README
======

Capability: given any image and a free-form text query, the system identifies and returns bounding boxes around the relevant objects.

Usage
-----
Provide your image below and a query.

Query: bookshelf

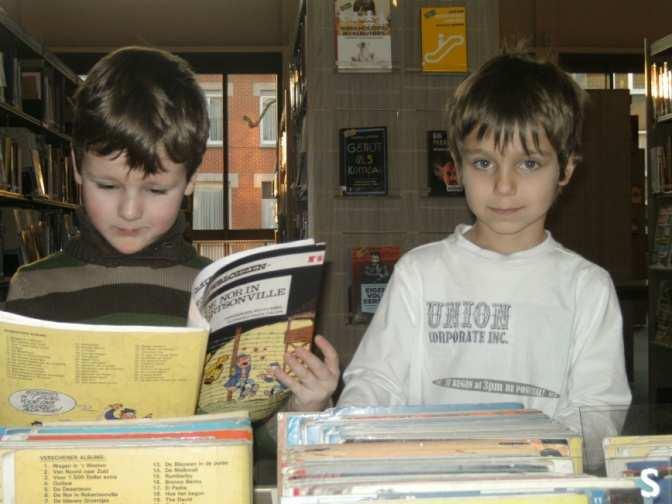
[0,10,81,292]
[646,33,672,403]
[285,0,308,240]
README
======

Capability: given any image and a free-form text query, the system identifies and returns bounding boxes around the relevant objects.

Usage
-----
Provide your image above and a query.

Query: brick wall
[196,74,276,229]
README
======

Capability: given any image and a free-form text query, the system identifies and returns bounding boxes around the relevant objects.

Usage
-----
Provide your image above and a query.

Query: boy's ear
[558,156,577,187]
[183,172,197,196]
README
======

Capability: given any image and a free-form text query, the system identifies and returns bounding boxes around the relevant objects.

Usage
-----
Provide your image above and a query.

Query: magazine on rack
[0,239,326,426]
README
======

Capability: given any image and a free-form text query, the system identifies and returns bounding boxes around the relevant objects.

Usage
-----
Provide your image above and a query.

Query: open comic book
[0,239,326,426]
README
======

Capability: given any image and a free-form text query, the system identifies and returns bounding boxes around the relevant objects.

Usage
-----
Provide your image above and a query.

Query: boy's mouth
[114,227,142,236]
[489,207,522,215]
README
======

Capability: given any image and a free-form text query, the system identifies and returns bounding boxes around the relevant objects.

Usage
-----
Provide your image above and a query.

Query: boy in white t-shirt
[338,52,632,435]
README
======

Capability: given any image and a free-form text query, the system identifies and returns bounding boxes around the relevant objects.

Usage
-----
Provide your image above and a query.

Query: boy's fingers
[273,367,307,395]
[292,347,336,386]
[314,335,340,375]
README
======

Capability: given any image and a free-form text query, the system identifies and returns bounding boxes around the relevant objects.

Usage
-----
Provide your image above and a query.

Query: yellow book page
[198,319,312,421]
[568,436,584,474]
[0,448,11,504]
[9,444,251,504]
[604,434,672,447]
[0,318,208,425]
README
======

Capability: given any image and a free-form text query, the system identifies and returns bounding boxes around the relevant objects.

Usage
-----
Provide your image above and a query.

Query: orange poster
[421,7,468,73]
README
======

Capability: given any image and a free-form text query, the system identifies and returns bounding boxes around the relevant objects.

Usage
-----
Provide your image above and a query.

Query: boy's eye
[148,188,168,195]
[521,159,540,170]
[472,159,491,170]
[95,183,117,190]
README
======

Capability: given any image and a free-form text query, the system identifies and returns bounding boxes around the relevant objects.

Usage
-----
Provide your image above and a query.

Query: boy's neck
[463,224,546,255]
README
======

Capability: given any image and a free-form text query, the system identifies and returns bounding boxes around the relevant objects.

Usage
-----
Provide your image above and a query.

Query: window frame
[205,90,224,146]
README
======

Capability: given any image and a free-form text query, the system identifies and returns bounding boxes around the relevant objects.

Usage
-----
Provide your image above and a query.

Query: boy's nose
[494,168,516,195]
[119,193,142,221]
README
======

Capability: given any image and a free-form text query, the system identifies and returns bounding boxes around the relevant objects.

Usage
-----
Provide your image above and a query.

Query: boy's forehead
[82,149,187,179]
[462,124,555,155]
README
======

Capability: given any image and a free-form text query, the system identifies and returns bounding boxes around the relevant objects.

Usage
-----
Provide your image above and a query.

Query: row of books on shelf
[0,126,79,203]
[655,279,672,348]
[649,138,671,194]
[652,201,672,268]
[2,401,671,503]
[12,208,77,265]
[0,208,77,280]
[278,404,672,504]
[0,411,254,502]
[652,61,672,121]
[0,51,73,131]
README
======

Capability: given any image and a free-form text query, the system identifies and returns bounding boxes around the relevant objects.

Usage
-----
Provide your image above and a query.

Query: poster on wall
[335,0,392,72]
[350,245,401,323]
[427,130,462,195]
[421,6,468,73]
[339,126,388,195]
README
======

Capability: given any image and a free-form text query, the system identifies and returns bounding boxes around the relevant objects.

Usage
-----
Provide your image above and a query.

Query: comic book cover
[349,245,400,323]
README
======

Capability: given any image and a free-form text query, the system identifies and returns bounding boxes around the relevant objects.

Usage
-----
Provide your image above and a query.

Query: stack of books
[603,434,672,501]
[277,403,644,503]
[0,411,253,503]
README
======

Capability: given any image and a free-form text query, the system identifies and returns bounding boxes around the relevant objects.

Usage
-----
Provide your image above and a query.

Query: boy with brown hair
[6,46,338,413]
[338,52,631,435]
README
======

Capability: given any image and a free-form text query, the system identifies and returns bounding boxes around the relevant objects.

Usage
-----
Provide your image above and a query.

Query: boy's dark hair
[447,52,588,177]
[72,46,209,179]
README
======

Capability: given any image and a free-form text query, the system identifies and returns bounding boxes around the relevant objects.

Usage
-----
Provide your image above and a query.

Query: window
[206,91,223,145]
[259,91,277,147]
[261,180,274,199]
[261,180,275,229]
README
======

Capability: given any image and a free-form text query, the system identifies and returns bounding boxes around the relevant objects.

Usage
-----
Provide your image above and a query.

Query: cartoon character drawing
[257,362,289,398]
[203,353,230,385]
[104,403,151,420]
[224,354,258,400]
[352,41,376,63]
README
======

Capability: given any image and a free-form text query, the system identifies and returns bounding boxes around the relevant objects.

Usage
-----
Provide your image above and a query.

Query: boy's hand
[273,335,340,411]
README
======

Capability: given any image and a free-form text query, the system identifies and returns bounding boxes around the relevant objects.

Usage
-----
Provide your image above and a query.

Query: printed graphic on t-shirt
[426,300,560,399]
[432,377,560,398]
[426,300,511,345]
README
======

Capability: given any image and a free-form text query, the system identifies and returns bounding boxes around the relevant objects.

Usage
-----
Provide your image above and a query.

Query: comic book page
[0,311,208,426]
[189,239,326,421]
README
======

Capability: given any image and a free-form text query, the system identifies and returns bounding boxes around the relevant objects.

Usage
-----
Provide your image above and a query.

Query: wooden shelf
[651,33,672,57]
[0,191,78,210]
[0,101,73,143]
[656,113,672,125]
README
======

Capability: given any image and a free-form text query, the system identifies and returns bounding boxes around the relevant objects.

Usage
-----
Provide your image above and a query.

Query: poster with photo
[335,0,392,72]
[340,126,388,195]
[427,130,462,195]
[350,245,401,323]
[421,6,468,73]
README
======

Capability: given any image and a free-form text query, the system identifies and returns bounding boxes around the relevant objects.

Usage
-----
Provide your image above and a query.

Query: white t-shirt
[338,224,632,434]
